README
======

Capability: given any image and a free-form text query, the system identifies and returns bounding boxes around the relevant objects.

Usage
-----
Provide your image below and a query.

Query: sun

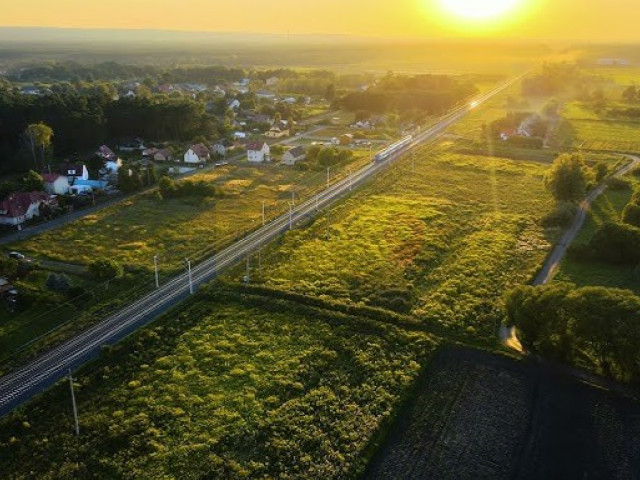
[438,0,522,21]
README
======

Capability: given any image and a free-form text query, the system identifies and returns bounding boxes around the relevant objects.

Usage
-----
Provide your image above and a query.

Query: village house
[282,146,306,166]
[340,133,354,146]
[246,142,271,163]
[265,127,289,139]
[154,148,173,162]
[96,145,117,161]
[0,192,57,227]
[59,164,89,182]
[256,90,276,100]
[211,143,227,157]
[227,99,241,110]
[184,144,210,164]
[42,173,70,195]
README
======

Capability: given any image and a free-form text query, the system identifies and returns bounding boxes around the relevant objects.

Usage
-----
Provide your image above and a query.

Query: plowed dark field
[365,348,640,480]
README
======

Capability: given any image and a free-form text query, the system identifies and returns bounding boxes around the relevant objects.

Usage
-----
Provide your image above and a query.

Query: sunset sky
[0,0,636,42]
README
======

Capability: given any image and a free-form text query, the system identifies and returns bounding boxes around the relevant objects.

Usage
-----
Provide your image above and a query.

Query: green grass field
[251,147,556,336]
[555,179,640,294]
[0,288,441,479]
[0,153,372,366]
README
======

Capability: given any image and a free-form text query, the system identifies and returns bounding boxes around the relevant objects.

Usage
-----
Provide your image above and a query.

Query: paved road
[0,75,523,418]
[500,155,640,348]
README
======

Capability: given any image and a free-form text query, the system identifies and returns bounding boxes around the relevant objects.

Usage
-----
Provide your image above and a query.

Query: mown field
[365,347,640,480]
[251,147,556,336]
[0,287,442,479]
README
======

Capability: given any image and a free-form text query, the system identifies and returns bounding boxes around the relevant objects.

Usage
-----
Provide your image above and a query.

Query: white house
[228,99,241,110]
[42,174,70,195]
[184,143,210,164]
[246,142,271,163]
[0,192,56,227]
[60,164,89,182]
[282,146,306,166]
[99,158,122,176]
[255,90,276,100]
[233,131,247,140]
[42,174,69,194]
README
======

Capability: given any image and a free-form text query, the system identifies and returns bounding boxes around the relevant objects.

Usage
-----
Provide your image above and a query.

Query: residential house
[184,144,211,164]
[234,132,247,140]
[265,127,289,139]
[340,134,354,145]
[20,86,40,96]
[42,173,70,195]
[142,147,159,157]
[119,138,146,152]
[102,158,123,175]
[265,76,280,87]
[0,192,56,227]
[96,145,117,161]
[246,142,271,163]
[154,148,174,162]
[70,179,108,195]
[227,99,241,110]
[282,146,306,166]
[59,164,89,182]
[250,113,273,125]
[255,90,276,100]
[211,143,227,157]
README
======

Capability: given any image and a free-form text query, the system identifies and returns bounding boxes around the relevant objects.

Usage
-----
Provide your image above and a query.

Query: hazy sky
[0,0,636,41]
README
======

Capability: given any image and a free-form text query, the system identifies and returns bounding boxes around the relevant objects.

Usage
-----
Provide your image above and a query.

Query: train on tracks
[374,135,413,162]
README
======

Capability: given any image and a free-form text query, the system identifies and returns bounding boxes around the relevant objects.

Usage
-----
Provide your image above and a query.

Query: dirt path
[500,155,640,349]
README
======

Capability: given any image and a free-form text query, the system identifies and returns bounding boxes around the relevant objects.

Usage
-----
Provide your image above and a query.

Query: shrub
[589,222,640,264]
[567,243,594,262]
[605,177,631,191]
[88,259,124,280]
[622,203,640,227]
[541,202,577,227]
[45,273,72,293]
[594,162,609,182]
[545,153,591,202]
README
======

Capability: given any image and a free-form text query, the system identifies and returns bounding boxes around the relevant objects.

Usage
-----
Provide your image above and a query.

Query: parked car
[8,251,25,260]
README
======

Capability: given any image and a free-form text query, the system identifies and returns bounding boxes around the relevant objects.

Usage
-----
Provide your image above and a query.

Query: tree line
[0,82,224,174]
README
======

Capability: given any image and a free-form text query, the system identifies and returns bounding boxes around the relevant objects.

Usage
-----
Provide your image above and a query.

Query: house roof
[42,173,64,183]
[0,192,50,219]
[189,143,210,158]
[286,146,306,158]
[155,148,172,158]
[246,142,267,151]
[97,145,117,159]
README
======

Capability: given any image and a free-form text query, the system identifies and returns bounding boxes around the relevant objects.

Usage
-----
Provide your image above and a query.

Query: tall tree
[24,123,53,171]
[545,153,590,202]
[21,170,44,192]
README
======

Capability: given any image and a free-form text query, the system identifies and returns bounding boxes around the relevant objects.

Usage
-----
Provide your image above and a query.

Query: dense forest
[336,73,477,116]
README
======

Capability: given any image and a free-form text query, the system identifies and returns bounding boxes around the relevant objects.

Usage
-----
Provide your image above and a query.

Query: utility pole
[153,255,159,289]
[262,200,266,226]
[348,169,352,191]
[326,166,331,188]
[185,258,193,294]
[291,190,295,205]
[315,193,319,211]
[289,202,293,230]
[68,370,79,436]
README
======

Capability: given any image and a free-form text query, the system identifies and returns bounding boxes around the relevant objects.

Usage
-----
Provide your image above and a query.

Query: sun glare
[439,0,522,22]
